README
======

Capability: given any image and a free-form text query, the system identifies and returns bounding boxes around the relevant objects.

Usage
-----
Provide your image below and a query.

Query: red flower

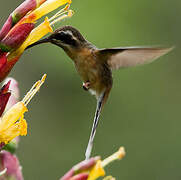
[0,23,35,52]
[0,0,47,41]
[0,151,23,180]
[0,0,73,82]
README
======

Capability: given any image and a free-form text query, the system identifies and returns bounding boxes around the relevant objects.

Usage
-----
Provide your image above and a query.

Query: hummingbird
[27,26,173,159]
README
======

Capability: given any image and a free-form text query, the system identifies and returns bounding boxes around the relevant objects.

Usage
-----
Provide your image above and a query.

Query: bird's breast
[75,54,98,84]
[74,50,112,95]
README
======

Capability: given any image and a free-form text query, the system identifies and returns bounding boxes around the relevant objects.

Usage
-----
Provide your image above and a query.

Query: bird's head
[27,26,89,51]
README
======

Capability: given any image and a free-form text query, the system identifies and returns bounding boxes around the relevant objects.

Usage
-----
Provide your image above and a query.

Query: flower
[0,0,72,52]
[0,0,47,41]
[0,0,73,82]
[87,160,105,180]
[9,4,73,56]
[0,23,35,52]
[0,78,20,153]
[0,75,46,180]
[0,150,23,180]
[60,147,126,180]
[0,74,46,145]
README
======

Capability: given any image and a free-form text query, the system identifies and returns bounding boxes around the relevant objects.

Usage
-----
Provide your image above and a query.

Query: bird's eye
[55,31,77,46]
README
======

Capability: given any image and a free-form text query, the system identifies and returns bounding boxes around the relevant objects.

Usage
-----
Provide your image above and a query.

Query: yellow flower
[0,74,46,144]
[0,0,73,83]
[18,8,74,54]
[28,0,72,21]
[87,160,105,180]
[8,1,73,59]
[87,147,126,180]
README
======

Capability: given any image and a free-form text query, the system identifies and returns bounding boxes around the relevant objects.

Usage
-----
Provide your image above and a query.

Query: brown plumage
[27,26,173,159]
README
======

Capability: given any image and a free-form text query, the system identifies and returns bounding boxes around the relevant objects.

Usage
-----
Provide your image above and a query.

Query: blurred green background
[1,0,181,179]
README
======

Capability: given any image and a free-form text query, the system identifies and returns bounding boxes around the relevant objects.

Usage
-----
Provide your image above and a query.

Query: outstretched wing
[98,47,173,70]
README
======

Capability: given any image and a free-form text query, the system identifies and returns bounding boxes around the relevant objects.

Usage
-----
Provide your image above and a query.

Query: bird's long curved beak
[26,38,51,50]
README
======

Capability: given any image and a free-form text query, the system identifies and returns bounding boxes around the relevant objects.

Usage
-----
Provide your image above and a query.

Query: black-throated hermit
[27,26,173,159]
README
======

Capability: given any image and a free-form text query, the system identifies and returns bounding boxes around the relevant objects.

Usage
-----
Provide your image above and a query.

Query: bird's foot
[83,81,90,91]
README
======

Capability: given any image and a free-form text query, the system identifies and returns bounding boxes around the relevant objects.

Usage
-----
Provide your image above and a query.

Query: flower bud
[12,0,37,24]
[0,23,34,52]
[0,16,13,41]
[0,0,48,41]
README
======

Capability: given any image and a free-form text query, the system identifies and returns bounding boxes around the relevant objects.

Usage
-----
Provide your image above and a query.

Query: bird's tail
[85,88,110,160]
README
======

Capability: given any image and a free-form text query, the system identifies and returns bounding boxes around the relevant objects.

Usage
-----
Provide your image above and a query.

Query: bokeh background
[1,0,181,179]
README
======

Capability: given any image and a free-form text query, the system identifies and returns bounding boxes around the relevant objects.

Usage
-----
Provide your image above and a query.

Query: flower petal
[12,0,37,24]
[31,0,72,21]
[0,0,48,41]
[0,93,11,117]
[0,80,10,94]
[0,102,27,131]
[70,173,89,180]
[0,123,20,144]
[87,161,105,180]
[16,17,52,55]
[73,156,100,173]
[3,78,20,111]
[0,80,11,117]
[0,151,24,180]
[0,51,7,71]
[60,157,100,180]
[60,169,74,180]
[0,16,13,41]
[0,23,35,52]
[0,56,20,83]
[19,118,27,136]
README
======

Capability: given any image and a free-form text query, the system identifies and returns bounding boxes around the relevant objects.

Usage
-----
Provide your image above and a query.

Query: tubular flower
[0,74,46,144]
[60,147,126,180]
[1,78,20,153]
[0,0,47,41]
[0,0,73,82]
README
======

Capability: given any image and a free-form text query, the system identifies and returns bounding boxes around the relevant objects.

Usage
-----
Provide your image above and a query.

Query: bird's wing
[98,47,173,70]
